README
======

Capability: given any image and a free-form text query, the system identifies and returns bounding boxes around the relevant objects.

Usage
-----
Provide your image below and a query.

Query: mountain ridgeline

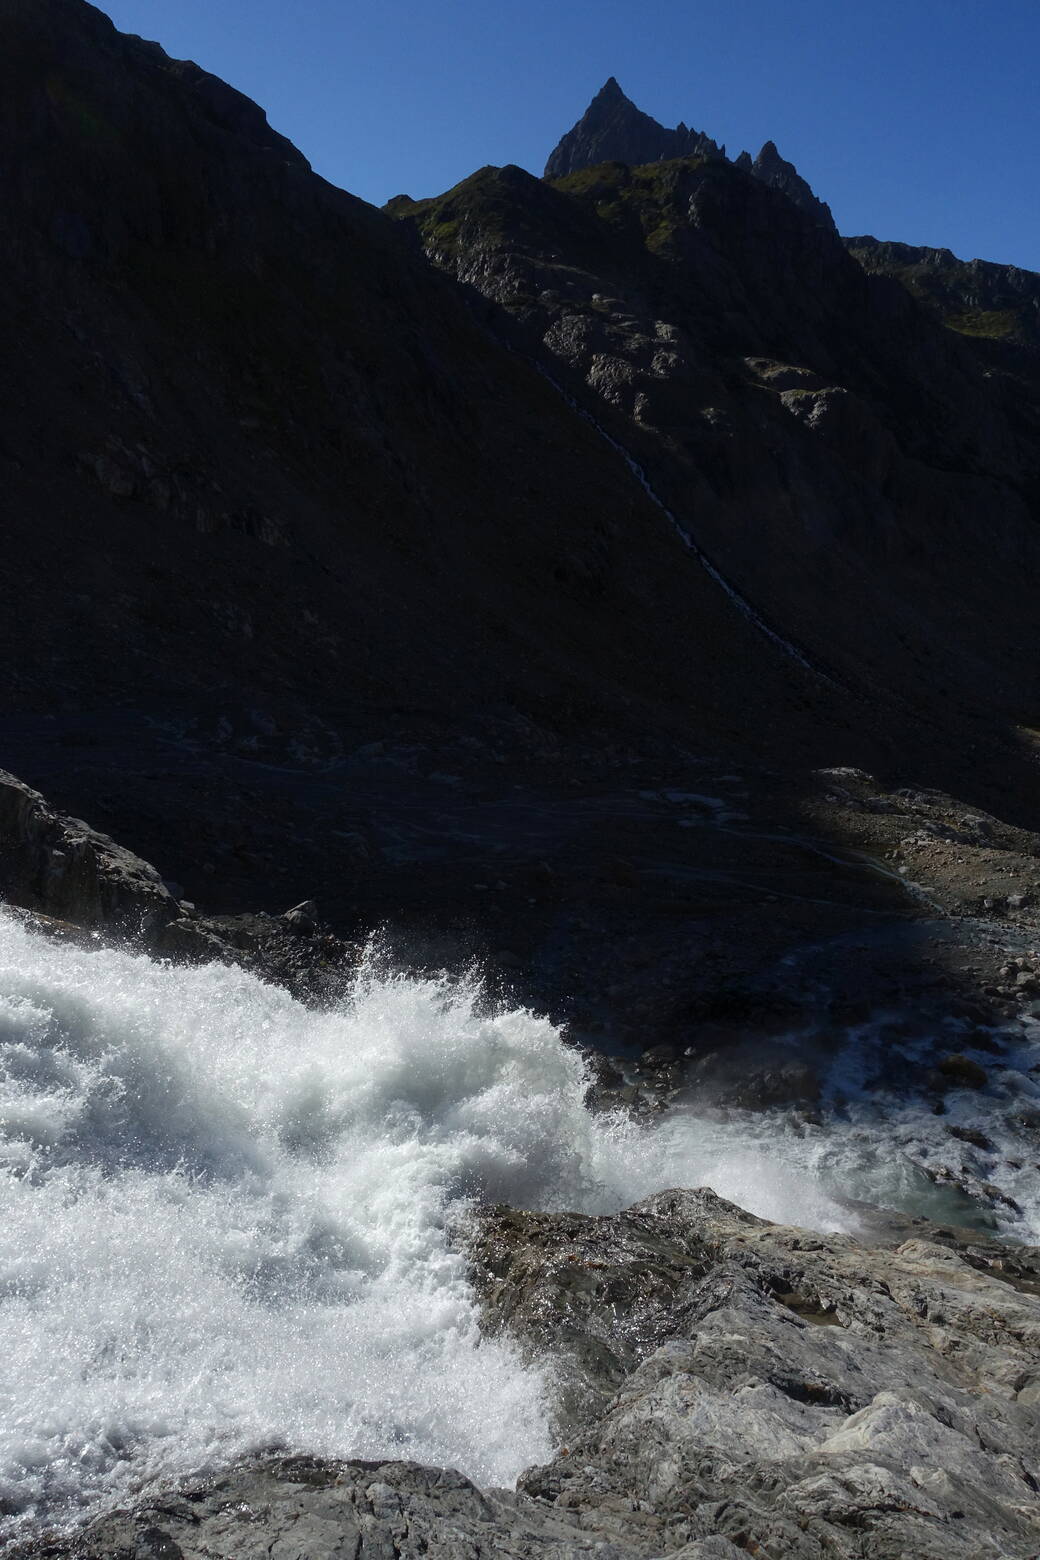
[847,233,1040,360]
[543,75,836,230]
[392,97,1040,805]
[543,75,726,177]
[4,0,1040,1037]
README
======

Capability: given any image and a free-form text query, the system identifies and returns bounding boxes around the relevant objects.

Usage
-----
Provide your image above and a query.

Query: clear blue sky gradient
[99,0,1039,269]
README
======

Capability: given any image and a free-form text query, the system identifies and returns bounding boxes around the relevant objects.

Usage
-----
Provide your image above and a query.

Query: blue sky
[100,0,1039,269]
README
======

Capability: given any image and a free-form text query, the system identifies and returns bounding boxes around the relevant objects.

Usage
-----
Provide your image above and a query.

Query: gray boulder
[0,768,176,936]
[495,1189,1040,1558]
[0,769,356,1000]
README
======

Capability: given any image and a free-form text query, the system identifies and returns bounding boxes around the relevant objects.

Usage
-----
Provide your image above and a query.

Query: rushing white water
[0,911,852,1537]
[1,910,1038,1539]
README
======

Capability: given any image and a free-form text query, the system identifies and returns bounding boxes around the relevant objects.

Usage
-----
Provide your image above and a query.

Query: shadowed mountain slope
[4,0,1040,1050]
[393,155,1040,816]
[0,2,839,866]
[846,236,1040,351]
[0,0,707,738]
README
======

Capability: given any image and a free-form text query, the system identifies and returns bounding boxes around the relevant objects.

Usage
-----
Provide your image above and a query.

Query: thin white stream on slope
[1,910,1038,1538]
[533,362,830,680]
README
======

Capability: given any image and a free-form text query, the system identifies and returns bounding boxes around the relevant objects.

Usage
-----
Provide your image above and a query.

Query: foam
[3,910,1034,1537]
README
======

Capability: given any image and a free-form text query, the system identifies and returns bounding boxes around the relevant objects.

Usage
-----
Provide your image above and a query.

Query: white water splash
[0,910,856,1537]
[3,911,1037,1539]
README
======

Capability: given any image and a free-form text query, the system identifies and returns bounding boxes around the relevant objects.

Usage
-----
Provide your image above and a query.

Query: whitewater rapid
[1,910,1038,1538]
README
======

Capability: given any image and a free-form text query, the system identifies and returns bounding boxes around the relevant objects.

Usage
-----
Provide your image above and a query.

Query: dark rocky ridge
[846,235,1040,351]
[393,154,1040,824]
[0,0,697,743]
[545,77,835,230]
[3,0,1040,1053]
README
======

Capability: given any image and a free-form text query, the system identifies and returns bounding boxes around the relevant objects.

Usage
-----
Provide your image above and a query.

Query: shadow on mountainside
[1,0,1039,1099]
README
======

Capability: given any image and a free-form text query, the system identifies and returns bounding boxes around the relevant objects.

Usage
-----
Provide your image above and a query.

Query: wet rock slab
[489,1189,1040,1557]
[16,1457,742,1560]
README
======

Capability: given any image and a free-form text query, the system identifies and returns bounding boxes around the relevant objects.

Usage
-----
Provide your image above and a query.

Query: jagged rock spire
[735,139,835,229]
[544,79,723,179]
[545,82,835,231]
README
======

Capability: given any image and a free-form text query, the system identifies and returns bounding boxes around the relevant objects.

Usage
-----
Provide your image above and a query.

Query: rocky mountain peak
[544,78,723,179]
[546,82,835,231]
[738,137,835,229]
[594,74,625,102]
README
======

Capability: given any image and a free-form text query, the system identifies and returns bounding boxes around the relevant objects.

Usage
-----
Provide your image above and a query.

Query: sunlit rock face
[395,109,1040,858]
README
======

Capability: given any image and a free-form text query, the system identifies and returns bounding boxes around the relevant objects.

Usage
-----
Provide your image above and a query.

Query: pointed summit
[596,76,625,101]
[736,140,835,230]
[544,80,722,179]
[545,85,835,230]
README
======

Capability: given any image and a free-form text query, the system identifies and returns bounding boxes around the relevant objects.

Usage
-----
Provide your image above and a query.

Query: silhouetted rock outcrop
[735,137,835,229]
[544,76,723,178]
[0,768,176,936]
[546,78,834,231]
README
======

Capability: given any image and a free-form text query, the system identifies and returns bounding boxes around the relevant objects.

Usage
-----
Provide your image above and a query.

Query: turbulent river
[1,909,1038,1538]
